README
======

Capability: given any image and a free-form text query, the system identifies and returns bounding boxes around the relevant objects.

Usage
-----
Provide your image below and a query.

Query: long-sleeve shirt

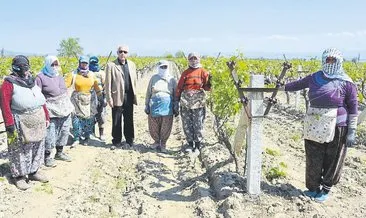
[0,81,50,127]
[35,73,67,98]
[285,71,358,126]
[176,67,211,99]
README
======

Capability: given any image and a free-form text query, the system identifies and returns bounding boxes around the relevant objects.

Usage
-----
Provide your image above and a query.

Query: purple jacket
[35,73,68,99]
[285,71,358,126]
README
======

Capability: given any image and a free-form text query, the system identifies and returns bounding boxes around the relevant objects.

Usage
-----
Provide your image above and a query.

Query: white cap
[158,60,169,67]
[188,52,200,59]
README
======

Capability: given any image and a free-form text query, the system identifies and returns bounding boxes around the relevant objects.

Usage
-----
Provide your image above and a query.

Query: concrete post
[294,91,300,110]
[246,74,264,195]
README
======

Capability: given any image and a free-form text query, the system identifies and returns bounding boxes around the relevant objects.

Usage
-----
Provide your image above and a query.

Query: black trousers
[304,126,347,192]
[111,92,134,145]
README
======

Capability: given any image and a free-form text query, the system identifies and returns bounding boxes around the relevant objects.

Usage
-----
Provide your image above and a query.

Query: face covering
[89,56,100,72]
[13,65,30,77]
[189,59,201,69]
[78,63,89,77]
[89,63,100,72]
[321,48,343,77]
[158,66,170,79]
[12,55,30,78]
[50,66,60,76]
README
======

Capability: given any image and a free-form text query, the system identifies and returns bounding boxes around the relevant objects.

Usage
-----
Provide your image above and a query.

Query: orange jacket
[176,67,211,99]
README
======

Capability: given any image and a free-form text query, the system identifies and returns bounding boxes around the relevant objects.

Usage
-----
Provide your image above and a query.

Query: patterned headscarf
[321,48,352,82]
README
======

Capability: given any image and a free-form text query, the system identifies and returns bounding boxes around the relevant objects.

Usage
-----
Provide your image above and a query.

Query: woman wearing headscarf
[176,52,212,154]
[145,60,178,153]
[66,56,101,146]
[0,55,50,190]
[36,55,74,167]
[284,48,358,203]
[89,56,107,141]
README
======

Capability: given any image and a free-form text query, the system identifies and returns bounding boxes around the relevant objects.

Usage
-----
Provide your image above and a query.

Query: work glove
[6,125,18,145]
[144,106,150,115]
[346,128,356,147]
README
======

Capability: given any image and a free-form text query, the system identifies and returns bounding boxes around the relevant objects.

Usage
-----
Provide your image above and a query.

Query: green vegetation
[265,162,288,181]
[34,183,53,194]
[88,195,100,203]
[91,168,102,184]
[290,133,302,142]
[265,148,281,156]
[115,177,126,190]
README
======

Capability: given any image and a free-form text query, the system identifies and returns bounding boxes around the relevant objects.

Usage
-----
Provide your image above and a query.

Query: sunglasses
[51,63,59,67]
[118,50,128,54]
[160,65,168,69]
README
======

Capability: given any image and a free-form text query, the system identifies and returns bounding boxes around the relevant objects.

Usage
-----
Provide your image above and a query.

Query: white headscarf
[188,52,202,69]
[42,55,60,77]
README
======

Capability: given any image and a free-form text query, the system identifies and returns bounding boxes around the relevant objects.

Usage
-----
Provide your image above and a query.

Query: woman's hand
[6,125,18,145]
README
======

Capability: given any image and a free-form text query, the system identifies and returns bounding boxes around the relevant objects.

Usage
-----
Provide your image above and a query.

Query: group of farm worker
[0,45,212,191]
[0,53,108,190]
[0,46,360,205]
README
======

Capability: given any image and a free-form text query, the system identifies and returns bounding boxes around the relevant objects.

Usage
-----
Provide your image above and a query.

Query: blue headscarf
[321,48,353,83]
[89,56,100,72]
[42,55,60,77]
[77,56,89,76]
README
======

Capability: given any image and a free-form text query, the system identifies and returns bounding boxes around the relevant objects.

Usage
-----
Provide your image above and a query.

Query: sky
[1,0,366,59]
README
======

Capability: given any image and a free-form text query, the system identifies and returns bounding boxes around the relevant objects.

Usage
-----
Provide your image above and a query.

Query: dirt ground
[0,65,366,218]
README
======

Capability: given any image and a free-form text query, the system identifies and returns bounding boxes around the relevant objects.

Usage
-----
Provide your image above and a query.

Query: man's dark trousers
[111,91,134,145]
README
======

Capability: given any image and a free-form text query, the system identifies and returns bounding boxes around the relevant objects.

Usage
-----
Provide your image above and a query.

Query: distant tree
[57,37,83,57]
[164,53,174,58]
[351,53,361,63]
[175,50,185,58]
